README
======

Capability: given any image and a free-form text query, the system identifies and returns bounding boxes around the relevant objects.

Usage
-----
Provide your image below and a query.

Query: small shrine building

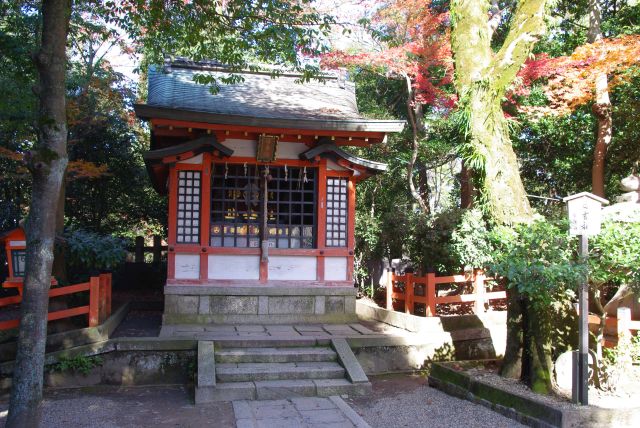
[135,58,404,324]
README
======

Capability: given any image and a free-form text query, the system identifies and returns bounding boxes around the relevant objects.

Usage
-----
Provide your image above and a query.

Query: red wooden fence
[385,269,506,316]
[0,273,112,330]
[588,308,640,348]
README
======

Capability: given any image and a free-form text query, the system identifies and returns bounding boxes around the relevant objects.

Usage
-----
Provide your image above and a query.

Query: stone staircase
[195,338,371,403]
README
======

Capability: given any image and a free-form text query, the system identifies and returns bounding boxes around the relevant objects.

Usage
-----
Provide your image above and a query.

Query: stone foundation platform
[163,285,358,325]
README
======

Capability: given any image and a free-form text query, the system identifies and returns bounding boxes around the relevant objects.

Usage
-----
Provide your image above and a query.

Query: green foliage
[590,221,640,292]
[65,229,126,271]
[488,219,584,309]
[49,355,104,376]
[448,209,493,270]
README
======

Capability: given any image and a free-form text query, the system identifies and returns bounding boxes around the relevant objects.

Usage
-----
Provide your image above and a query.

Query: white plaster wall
[174,254,200,279]
[326,159,347,171]
[208,255,260,280]
[177,153,203,164]
[223,139,256,157]
[324,257,348,281]
[268,256,317,280]
[223,139,308,160]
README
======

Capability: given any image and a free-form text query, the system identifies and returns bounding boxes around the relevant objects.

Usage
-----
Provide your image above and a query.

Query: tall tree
[6,0,71,425]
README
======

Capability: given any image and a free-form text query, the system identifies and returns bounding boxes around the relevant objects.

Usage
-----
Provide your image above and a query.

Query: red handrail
[0,273,112,330]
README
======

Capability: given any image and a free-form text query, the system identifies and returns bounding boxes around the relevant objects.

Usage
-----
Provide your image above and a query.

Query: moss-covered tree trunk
[451,0,550,391]
[501,286,524,379]
[6,0,71,426]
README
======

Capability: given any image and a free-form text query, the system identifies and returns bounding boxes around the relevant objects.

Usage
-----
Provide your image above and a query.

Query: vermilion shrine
[134,58,403,325]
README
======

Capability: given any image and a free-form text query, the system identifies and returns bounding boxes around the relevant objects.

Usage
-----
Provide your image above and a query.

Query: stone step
[216,347,338,364]
[195,379,372,403]
[216,362,345,382]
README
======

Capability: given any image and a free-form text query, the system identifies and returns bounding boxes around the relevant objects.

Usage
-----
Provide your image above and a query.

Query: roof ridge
[162,55,341,81]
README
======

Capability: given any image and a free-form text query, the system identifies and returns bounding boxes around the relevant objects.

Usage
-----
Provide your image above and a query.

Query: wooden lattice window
[11,249,26,277]
[325,177,348,247]
[210,164,317,248]
[176,170,201,244]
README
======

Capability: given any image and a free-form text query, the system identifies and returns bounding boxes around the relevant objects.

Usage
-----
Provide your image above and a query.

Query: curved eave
[144,136,234,194]
[300,142,388,176]
[134,104,405,134]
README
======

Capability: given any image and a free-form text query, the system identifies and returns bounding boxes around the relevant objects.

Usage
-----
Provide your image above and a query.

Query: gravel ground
[346,374,525,428]
[0,386,235,428]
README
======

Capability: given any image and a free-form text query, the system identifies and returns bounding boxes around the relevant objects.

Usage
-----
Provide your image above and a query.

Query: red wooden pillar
[426,273,436,316]
[346,177,356,281]
[316,160,327,281]
[199,153,212,282]
[167,165,178,280]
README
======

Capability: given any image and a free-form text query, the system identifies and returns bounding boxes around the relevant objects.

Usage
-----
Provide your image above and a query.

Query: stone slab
[211,296,258,315]
[331,338,369,384]
[315,296,326,315]
[314,379,371,397]
[328,396,371,428]
[196,382,255,403]
[255,379,317,400]
[268,296,315,315]
[197,341,216,387]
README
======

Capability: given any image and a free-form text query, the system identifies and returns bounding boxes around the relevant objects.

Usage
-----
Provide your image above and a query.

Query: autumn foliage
[321,0,454,108]
[516,34,640,116]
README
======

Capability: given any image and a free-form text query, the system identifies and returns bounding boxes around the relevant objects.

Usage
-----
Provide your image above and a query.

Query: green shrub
[49,355,104,376]
[487,218,584,309]
[65,229,126,271]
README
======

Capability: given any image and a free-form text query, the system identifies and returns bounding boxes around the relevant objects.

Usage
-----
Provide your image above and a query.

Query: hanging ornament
[224,162,228,180]
[303,166,308,183]
[244,162,247,177]
[284,164,288,182]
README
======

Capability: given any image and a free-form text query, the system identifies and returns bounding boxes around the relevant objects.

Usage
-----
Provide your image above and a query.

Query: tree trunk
[460,162,474,208]
[524,301,554,394]
[6,1,71,426]
[451,0,545,224]
[404,74,429,213]
[500,286,523,378]
[588,0,612,198]
[467,83,533,223]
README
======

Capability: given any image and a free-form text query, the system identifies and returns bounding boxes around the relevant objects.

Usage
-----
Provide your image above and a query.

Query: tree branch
[491,0,548,93]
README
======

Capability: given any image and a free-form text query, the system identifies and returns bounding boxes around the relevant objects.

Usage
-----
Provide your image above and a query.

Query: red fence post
[106,273,112,317]
[426,273,436,316]
[98,273,109,323]
[473,269,486,315]
[386,269,393,310]
[405,272,414,315]
[617,307,632,344]
[89,276,100,327]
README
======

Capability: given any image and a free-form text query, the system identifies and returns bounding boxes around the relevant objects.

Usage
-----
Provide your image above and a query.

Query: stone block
[314,296,326,315]
[326,297,345,314]
[210,296,258,314]
[258,296,269,315]
[164,295,180,314]
[268,296,314,315]
[198,296,210,315]
[344,296,356,314]
[314,379,372,397]
[177,296,199,315]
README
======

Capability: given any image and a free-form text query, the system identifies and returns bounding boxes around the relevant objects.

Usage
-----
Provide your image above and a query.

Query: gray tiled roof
[146,63,362,121]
